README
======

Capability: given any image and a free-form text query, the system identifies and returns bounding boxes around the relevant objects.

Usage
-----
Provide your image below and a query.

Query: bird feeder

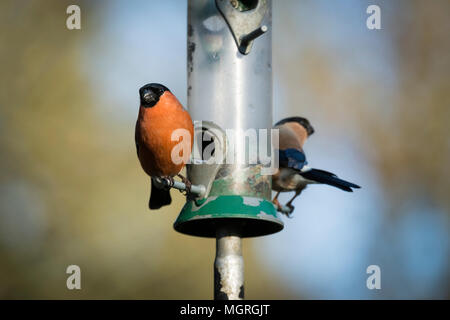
[173,0,282,300]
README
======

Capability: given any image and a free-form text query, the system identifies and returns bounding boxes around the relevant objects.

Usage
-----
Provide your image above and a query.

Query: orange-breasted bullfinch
[272,116,360,216]
[135,83,194,210]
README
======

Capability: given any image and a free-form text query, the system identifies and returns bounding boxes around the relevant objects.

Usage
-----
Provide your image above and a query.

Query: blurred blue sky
[81,0,448,299]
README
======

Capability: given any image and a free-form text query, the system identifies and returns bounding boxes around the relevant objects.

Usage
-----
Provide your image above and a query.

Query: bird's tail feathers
[300,168,360,192]
[149,178,172,210]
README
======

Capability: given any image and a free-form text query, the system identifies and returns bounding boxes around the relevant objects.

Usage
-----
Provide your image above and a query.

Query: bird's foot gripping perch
[163,176,175,189]
[153,176,206,199]
[273,191,294,218]
[277,203,295,218]
[272,197,295,218]
[177,174,192,195]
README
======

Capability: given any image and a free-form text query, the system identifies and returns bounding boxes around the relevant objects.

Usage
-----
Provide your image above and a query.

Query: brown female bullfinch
[135,83,194,210]
[272,116,360,216]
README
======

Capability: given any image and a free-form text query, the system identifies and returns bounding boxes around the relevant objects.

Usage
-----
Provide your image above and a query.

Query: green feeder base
[174,195,284,238]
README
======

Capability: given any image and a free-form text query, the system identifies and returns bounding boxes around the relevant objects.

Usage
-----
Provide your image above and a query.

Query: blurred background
[0,0,448,299]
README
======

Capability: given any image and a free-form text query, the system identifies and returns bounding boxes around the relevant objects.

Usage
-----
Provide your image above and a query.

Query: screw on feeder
[230,0,238,9]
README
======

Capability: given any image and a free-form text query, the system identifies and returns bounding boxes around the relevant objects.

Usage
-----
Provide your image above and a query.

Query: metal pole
[214,228,244,300]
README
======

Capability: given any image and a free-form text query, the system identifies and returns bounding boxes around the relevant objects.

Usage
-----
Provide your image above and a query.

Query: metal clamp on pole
[216,0,268,54]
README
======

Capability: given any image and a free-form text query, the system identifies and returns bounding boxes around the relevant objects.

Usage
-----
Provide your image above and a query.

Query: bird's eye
[143,92,152,101]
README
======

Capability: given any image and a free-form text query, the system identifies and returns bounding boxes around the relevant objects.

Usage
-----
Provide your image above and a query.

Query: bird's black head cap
[275,116,315,136]
[139,83,170,108]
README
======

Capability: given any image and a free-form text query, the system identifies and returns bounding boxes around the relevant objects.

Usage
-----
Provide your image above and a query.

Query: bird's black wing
[135,122,140,157]
[300,169,361,192]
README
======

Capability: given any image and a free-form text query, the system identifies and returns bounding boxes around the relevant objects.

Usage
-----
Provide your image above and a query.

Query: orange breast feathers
[135,91,194,177]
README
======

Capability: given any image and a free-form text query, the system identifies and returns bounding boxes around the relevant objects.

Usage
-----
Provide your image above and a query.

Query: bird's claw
[163,176,174,189]
[284,204,295,218]
[272,198,282,211]
[184,180,192,194]
[177,174,192,195]
[179,180,192,195]
[273,199,295,218]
